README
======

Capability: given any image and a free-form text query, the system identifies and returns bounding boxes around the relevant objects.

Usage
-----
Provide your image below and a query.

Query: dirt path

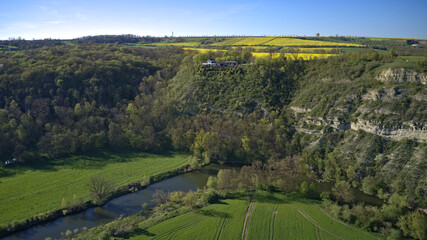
[241,201,256,240]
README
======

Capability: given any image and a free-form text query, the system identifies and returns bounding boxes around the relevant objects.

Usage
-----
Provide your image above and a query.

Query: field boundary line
[261,37,278,46]
[317,205,381,239]
[241,201,256,240]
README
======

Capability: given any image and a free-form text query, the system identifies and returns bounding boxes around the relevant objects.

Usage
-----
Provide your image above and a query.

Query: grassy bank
[0,150,189,226]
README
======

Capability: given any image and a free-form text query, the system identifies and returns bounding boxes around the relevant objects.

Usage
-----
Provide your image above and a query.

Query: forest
[0,38,426,239]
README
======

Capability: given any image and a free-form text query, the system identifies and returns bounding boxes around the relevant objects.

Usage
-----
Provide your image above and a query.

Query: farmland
[147,36,369,60]
[147,36,364,48]
[0,150,189,226]
[126,192,379,240]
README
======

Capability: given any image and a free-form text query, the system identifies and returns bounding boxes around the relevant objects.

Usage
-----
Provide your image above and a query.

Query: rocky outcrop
[350,120,427,142]
[376,68,427,85]
[295,116,427,142]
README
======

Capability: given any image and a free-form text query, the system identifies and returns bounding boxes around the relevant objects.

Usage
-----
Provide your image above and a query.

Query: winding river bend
[2,164,383,240]
[3,164,235,240]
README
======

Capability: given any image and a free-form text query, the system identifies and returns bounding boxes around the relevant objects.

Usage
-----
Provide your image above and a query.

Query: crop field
[208,37,246,46]
[0,45,18,51]
[0,150,189,226]
[262,37,363,47]
[129,192,379,240]
[184,48,225,53]
[251,52,335,60]
[230,37,276,46]
[151,42,201,47]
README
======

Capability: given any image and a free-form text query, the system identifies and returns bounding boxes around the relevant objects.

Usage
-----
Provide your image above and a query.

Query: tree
[89,176,114,205]
[397,211,426,240]
[390,47,398,58]
[152,189,168,205]
[332,181,354,203]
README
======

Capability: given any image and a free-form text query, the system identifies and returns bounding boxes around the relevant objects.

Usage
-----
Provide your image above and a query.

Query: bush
[141,176,150,186]
[206,176,218,189]
[201,190,219,204]
[169,191,185,202]
[183,191,198,208]
[98,231,110,240]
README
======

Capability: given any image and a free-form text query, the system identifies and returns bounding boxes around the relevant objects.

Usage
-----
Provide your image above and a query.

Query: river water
[3,164,232,240]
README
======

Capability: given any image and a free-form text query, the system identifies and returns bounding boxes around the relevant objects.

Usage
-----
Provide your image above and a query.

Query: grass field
[0,150,189,226]
[151,42,201,47]
[128,192,380,240]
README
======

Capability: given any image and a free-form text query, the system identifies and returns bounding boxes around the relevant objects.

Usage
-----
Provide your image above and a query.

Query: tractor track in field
[291,206,346,240]
[214,215,227,240]
[152,217,206,240]
[270,206,278,240]
[241,201,256,240]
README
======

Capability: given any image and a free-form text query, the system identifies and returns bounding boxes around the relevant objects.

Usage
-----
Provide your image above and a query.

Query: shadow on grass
[124,228,155,239]
[0,149,180,178]
[196,209,231,218]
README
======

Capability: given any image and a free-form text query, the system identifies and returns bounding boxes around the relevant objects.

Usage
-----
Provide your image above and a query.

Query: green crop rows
[128,192,380,240]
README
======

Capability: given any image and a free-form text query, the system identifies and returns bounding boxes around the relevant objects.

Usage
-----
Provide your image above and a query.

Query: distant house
[221,61,238,67]
[202,59,220,68]
[202,59,238,68]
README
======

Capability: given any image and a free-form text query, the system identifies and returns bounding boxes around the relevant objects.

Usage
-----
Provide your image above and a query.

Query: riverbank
[0,150,191,238]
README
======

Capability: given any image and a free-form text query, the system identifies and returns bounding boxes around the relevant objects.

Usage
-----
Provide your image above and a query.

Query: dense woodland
[0,39,426,239]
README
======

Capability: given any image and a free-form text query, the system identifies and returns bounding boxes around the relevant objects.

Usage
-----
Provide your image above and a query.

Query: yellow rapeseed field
[252,52,335,60]
[263,37,363,47]
[209,37,245,46]
[184,48,224,53]
[230,37,276,46]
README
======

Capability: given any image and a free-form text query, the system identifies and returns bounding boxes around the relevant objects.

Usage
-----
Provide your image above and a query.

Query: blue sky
[1,0,426,40]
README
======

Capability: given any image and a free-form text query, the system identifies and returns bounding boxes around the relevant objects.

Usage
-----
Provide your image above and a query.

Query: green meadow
[0,150,189,226]
[129,192,380,240]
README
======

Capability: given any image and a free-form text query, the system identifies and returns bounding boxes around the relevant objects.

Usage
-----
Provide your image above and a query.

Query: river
[3,164,235,240]
[2,164,383,240]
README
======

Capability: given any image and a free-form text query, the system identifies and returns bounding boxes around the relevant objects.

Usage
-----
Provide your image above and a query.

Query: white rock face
[350,120,427,142]
[295,116,427,142]
[376,68,427,85]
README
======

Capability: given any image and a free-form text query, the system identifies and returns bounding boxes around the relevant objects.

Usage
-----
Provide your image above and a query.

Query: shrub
[98,231,110,240]
[201,190,219,204]
[206,176,218,189]
[141,176,150,186]
[169,191,185,202]
[183,191,198,208]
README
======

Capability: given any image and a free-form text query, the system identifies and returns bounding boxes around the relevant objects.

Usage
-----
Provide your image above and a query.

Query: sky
[0,0,426,40]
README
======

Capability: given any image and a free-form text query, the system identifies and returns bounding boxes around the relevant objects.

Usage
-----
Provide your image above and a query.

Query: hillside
[0,38,426,238]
